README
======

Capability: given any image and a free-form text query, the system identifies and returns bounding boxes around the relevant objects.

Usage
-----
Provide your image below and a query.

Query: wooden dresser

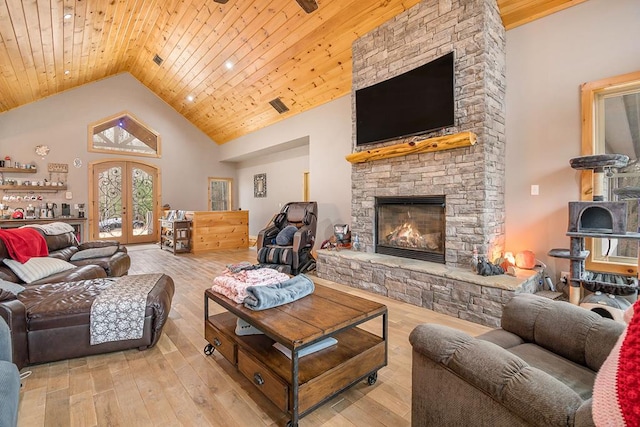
[189,210,248,253]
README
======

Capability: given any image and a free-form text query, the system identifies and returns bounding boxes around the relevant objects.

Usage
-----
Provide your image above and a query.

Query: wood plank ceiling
[0,0,588,144]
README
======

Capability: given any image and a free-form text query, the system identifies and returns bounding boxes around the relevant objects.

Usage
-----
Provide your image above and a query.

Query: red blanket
[0,228,49,263]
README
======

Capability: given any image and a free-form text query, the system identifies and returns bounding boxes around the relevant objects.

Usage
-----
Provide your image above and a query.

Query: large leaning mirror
[581,70,640,276]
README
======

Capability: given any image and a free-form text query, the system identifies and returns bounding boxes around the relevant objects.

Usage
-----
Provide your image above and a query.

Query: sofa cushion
[276,225,298,245]
[40,231,77,252]
[0,280,25,301]
[28,264,107,286]
[508,343,596,400]
[501,293,624,371]
[48,247,79,261]
[3,257,75,284]
[77,240,119,251]
[70,246,118,261]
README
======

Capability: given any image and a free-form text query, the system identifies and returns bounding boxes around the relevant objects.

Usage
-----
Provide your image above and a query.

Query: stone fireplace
[375,195,446,263]
[349,0,507,267]
[316,0,541,328]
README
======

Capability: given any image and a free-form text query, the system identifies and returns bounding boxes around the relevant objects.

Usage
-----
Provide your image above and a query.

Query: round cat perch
[556,154,638,306]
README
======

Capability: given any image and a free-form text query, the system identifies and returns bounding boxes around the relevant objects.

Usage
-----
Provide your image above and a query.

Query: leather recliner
[1,274,174,370]
[256,201,317,274]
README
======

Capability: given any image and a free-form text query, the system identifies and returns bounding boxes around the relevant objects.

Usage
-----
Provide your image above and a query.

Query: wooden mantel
[345,131,477,164]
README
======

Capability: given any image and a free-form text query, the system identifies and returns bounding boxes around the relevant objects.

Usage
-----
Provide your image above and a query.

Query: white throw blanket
[22,222,75,236]
[90,273,163,345]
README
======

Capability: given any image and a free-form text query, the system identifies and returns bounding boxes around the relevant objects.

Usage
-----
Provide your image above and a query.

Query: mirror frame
[580,70,640,276]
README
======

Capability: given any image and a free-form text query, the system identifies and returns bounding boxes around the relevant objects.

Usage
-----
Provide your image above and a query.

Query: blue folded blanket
[244,274,315,311]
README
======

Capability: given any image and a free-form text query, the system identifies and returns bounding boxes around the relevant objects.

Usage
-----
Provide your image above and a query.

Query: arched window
[88,111,161,158]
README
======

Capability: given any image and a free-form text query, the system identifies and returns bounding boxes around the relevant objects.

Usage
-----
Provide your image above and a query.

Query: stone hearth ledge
[316,249,541,327]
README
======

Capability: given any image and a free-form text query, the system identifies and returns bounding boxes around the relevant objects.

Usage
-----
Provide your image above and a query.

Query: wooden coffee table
[204,283,388,427]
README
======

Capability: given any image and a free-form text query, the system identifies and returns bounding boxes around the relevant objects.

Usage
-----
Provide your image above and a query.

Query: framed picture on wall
[254,173,267,198]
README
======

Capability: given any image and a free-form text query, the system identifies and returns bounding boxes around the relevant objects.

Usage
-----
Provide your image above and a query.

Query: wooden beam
[345,132,477,164]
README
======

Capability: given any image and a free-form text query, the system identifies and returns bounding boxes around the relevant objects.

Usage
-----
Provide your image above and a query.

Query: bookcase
[159,219,191,254]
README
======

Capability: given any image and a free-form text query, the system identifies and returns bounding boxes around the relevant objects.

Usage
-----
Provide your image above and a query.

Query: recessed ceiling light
[64,13,72,19]
[64,70,70,75]
[186,95,194,102]
[225,61,233,70]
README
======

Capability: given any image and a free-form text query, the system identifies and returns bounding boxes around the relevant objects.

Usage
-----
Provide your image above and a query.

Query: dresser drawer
[238,349,288,412]
[205,321,236,364]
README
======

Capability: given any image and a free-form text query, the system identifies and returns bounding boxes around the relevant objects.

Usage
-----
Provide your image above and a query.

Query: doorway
[89,160,160,244]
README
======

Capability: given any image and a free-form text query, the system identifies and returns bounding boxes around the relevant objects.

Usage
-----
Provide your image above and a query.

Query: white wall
[220,96,353,244]
[505,0,640,280]
[0,73,235,213]
[236,144,309,235]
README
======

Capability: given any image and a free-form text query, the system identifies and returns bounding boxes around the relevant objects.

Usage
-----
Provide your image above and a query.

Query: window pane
[209,179,231,211]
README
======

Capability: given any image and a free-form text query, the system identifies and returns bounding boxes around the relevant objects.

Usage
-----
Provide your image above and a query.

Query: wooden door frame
[88,158,162,242]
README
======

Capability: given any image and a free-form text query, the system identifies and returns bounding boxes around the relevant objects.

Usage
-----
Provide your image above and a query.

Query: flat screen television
[355,51,454,146]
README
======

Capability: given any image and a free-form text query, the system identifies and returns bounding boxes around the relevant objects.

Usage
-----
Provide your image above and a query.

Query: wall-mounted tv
[355,51,455,146]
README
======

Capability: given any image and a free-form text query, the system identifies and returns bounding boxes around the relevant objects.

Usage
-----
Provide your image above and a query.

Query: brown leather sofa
[1,274,174,369]
[0,228,130,284]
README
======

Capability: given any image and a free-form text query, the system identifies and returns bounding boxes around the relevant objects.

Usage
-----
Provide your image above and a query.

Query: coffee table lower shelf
[204,310,386,426]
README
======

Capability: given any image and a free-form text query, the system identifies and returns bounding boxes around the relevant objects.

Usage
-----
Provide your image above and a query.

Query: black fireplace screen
[375,196,445,263]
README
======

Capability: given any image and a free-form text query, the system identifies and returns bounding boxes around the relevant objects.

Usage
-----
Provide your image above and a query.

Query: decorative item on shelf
[476,258,505,276]
[254,173,267,198]
[11,208,24,219]
[515,250,536,269]
[470,246,479,272]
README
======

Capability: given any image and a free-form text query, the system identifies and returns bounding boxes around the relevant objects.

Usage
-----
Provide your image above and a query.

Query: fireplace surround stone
[315,0,521,326]
[349,0,506,268]
[317,249,540,327]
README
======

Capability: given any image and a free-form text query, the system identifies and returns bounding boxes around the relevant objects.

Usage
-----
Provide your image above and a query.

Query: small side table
[159,219,191,254]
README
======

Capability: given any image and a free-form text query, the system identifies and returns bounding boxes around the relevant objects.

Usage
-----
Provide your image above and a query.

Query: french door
[90,160,160,244]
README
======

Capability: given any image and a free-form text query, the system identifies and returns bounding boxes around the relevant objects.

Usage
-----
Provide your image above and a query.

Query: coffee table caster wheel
[204,343,215,355]
[367,372,378,385]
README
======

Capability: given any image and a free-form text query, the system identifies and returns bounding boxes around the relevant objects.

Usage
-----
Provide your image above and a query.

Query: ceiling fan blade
[296,0,318,14]
[213,0,229,4]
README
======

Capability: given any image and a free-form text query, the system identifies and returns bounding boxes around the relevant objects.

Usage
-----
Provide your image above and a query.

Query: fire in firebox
[385,222,441,251]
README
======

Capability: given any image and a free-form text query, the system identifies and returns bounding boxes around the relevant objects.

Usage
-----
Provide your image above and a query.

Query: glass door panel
[128,164,157,243]
[96,163,124,239]
[91,161,159,244]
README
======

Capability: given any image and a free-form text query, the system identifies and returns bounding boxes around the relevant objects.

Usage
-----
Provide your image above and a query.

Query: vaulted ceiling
[0,0,587,144]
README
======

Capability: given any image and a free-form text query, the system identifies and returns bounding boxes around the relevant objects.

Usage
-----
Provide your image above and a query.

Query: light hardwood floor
[17,246,491,427]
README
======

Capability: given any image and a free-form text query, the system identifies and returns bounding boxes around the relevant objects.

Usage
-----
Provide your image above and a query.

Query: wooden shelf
[159,219,191,254]
[0,167,37,174]
[0,185,67,192]
[345,131,477,164]
[566,231,640,240]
